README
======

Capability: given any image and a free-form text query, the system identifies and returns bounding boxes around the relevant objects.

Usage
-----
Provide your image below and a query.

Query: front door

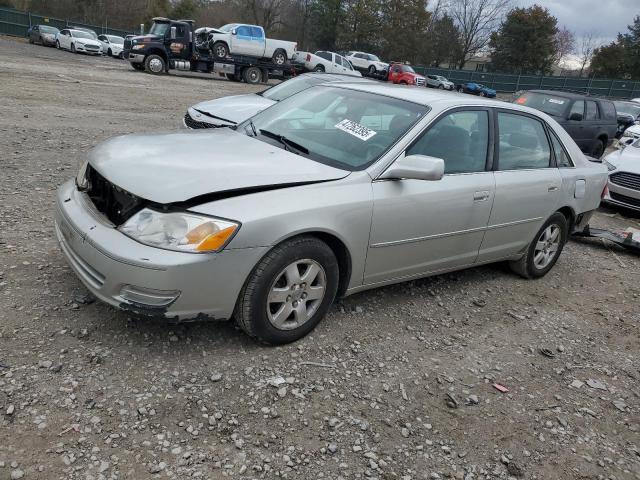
[231,25,255,55]
[477,110,562,262]
[365,108,495,285]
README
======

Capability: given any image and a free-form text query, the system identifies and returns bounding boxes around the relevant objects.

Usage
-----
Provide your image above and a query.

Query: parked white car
[56,29,102,55]
[426,74,455,90]
[98,34,124,58]
[603,139,640,211]
[303,51,362,77]
[205,23,296,65]
[345,51,388,75]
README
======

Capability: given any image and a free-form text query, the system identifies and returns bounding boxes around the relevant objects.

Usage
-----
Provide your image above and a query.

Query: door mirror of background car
[569,112,583,121]
[231,29,237,35]
[170,26,177,40]
[380,154,445,181]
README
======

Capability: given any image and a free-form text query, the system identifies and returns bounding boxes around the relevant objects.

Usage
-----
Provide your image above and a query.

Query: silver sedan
[56,84,608,344]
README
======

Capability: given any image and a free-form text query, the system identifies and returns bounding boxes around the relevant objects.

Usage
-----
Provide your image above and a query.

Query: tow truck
[123,18,296,84]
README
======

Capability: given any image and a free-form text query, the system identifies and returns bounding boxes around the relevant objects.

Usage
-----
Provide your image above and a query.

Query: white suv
[345,51,388,75]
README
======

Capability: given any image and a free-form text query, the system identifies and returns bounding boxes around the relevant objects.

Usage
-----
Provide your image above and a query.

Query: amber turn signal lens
[196,226,238,252]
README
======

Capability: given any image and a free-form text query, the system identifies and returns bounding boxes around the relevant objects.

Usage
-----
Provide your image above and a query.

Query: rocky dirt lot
[1,36,639,480]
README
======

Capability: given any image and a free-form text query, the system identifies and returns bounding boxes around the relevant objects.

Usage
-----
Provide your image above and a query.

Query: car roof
[529,90,614,103]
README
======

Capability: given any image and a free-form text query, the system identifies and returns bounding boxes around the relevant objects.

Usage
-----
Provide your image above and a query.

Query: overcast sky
[515,0,629,44]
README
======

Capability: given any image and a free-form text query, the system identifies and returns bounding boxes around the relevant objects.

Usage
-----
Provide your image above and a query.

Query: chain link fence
[0,6,132,39]
[413,66,640,100]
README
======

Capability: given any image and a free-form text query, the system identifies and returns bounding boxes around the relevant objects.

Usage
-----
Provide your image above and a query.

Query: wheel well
[146,48,168,62]
[300,232,352,298]
[556,206,575,230]
[597,134,608,145]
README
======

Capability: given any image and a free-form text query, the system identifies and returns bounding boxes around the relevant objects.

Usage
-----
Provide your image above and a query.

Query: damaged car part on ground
[56,85,608,344]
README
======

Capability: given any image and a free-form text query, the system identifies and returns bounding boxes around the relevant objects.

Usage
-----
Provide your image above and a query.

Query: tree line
[4,0,640,80]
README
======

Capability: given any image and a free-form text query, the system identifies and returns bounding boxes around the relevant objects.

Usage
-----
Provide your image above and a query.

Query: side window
[497,112,551,170]
[407,110,489,174]
[250,27,263,38]
[600,101,616,120]
[236,26,251,37]
[585,101,599,120]
[392,65,400,73]
[98,35,105,41]
[549,130,574,168]
[569,100,585,120]
[341,57,352,69]
[317,51,331,61]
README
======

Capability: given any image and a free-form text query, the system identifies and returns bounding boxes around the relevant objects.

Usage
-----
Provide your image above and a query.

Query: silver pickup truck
[205,23,297,65]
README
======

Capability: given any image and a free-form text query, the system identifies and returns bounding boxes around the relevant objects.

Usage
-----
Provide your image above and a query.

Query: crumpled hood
[607,142,640,174]
[87,129,350,204]
[189,94,275,125]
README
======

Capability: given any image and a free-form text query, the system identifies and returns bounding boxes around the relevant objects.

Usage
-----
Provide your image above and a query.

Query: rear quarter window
[599,101,616,120]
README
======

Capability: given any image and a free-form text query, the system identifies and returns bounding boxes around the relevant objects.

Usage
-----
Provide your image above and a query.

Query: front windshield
[241,86,428,171]
[514,92,569,117]
[262,76,337,102]
[149,22,170,36]
[71,31,94,40]
[401,65,415,73]
[219,24,237,32]
[614,101,640,118]
[40,26,59,34]
[107,35,124,44]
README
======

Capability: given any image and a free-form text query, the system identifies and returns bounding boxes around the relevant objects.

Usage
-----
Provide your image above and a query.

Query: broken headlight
[118,209,239,253]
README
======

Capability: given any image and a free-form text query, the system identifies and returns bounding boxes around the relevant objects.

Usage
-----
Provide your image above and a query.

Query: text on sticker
[548,98,565,104]
[335,119,377,141]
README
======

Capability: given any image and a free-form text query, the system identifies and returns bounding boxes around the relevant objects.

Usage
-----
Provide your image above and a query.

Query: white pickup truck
[302,51,362,77]
[206,23,297,65]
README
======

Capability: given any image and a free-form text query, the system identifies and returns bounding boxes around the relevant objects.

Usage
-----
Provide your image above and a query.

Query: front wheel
[438,84,444,89]
[107,48,112,57]
[509,213,568,279]
[235,236,339,344]
[212,42,229,60]
[144,54,165,74]
[56,40,60,49]
[272,49,287,65]
[71,43,76,53]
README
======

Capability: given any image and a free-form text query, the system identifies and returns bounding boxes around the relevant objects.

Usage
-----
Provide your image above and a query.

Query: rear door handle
[474,191,490,201]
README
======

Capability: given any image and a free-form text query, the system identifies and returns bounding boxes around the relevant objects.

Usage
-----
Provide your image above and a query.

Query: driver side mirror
[568,112,583,121]
[380,154,444,181]
[231,29,237,35]
[170,26,176,40]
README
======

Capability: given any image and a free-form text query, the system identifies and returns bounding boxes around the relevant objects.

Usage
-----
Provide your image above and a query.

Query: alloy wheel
[266,259,327,330]
[149,57,163,73]
[533,224,560,269]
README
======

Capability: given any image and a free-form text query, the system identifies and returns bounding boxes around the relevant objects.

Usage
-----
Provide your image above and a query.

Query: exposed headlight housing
[132,44,145,50]
[119,209,240,253]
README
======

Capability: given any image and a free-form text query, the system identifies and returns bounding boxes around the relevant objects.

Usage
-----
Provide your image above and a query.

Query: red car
[387,63,426,86]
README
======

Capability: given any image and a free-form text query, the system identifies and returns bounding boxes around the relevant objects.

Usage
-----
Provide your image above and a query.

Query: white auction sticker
[548,98,565,104]
[334,119,377,141]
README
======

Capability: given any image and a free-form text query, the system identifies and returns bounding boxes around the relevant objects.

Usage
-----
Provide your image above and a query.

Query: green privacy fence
[0,7,132,38]
[413,66,640,99]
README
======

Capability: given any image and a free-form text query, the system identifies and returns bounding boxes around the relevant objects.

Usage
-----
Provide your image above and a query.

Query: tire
[368,65,376,75]
[438,84,444,89]
[56,40,60,49]
[144,54,165,74]
[591,139,605,159]
[242,66,263,84]
[272,49,287,66]
[29,37,33,44]
[313,64,325,72]
[108,48,112,57]
[212,42,229,60]
[71,43,76,53]
[131,63,144,71]
[399,80,408,85]
[509,212,568,279]
[235,236,339,344]
[479,91,486,97]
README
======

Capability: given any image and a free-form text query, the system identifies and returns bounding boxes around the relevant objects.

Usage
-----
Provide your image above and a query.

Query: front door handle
[474,191,490,201]
[548,185,559,192]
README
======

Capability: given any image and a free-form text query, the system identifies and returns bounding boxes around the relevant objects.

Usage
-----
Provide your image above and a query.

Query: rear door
[365,108,495,284]
[564,100,587,150]
[583,100,600,152]
[477,109,562,262]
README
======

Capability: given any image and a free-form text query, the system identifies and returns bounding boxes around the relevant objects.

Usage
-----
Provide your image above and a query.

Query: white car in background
[98,34,124,58]
[184,73,372,129]
[603,139,640,211]
[345,51,388,75]
[426,74,455,90]
[302,51,362,77]
[56,29,103,55]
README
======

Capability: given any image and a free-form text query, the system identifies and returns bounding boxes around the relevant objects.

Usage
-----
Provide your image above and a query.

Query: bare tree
[447,0,511,69]
[553,26,575,67]
[576,31,599,77]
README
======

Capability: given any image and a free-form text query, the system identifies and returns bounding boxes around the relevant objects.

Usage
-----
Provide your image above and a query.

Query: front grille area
[610,191,640,208]
[416,78,425,87]
[184,112,215,129]
[610,172,640,191]
[84,165,143,225]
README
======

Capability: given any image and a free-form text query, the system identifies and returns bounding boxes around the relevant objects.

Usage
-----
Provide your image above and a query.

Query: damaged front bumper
[55,179,268,321]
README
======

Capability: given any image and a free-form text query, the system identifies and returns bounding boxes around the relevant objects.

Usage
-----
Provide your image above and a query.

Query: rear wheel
[509,213,568,279]
[272,49,287,65]
[313,64,325,72]
[591,139,605,158]
[399,80,408,85]
[235,236,339,344]
[144,54,165,74]
[56,40,60,49]
[242,66,263,84]
[438,84,444,89]
[368,65,376,75]
[212,42,229,60]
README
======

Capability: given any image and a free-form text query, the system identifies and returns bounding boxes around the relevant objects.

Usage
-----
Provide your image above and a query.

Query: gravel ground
[1,36,640,480]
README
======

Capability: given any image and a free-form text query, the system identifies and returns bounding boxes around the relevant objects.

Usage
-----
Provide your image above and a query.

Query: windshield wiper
[259,129,309,154]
